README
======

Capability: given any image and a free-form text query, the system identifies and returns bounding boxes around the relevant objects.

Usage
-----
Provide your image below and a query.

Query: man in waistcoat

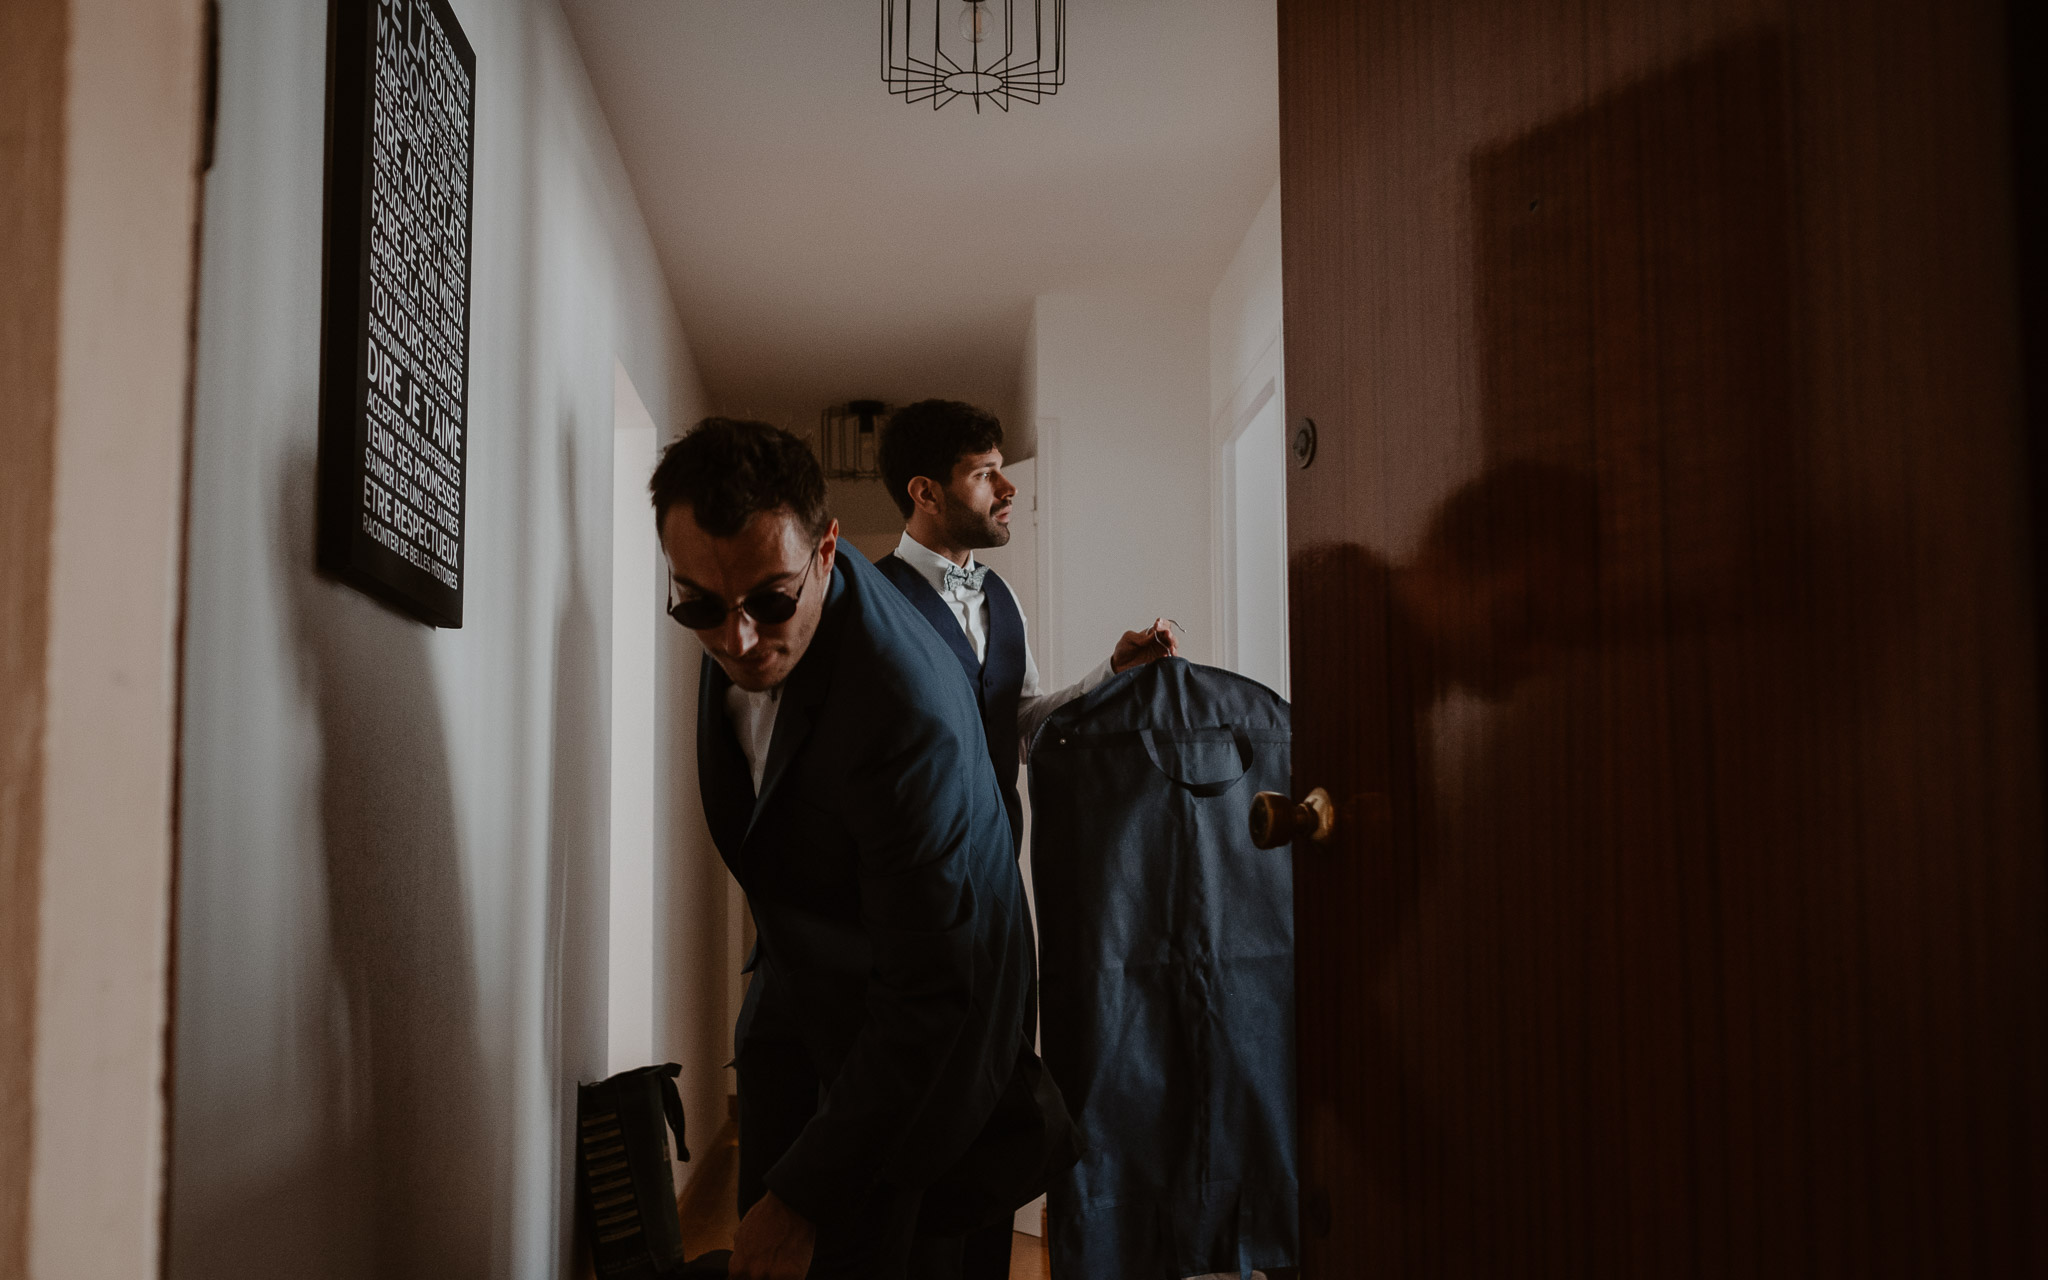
[873,399,1181,864]
[868,399,1178,1279]
[655,418,1076,1280]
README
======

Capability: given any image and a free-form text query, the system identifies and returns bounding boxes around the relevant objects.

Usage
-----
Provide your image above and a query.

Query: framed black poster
[317,0,475,627]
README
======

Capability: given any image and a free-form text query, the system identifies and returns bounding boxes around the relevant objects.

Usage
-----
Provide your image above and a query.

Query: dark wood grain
[1280,0,2046,1273]
[2016,0,2048,813]
[676,1113,741,1263]
[0,0,66,1270]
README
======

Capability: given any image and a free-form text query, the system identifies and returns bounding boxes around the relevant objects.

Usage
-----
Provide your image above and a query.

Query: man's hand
[729,1191,816,1280]
[1111,617,1181,673]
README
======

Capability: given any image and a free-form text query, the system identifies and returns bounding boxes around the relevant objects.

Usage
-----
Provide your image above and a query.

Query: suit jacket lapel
[743,559,848,843]
[696,655,756,861]
[747,681,817,837]
[877,554,982,680]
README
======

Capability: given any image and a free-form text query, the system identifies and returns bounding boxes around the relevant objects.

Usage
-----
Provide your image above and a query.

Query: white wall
[1019,186,1284,698]
[1028,293,1213,685]
[168,2,719,1277]
[825,475,908,563]
[1209,184,1285,426]
[1209,183,1289,696]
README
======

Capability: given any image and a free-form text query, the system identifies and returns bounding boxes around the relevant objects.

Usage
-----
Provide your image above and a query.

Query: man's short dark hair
[877,400,1005,518]
[649,417,831,540]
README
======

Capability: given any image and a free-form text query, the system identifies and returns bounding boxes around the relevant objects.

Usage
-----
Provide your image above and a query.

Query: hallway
[6,0,2044,1276]
[664,1120,1051,1280]
[160,2,1284,1277]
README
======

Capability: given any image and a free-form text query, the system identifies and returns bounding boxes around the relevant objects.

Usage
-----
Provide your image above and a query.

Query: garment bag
[1028,657,1298,1279]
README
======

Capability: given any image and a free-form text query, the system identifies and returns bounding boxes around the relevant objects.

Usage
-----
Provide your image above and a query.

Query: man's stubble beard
[712,571,827,693]
[942,489,1011,550]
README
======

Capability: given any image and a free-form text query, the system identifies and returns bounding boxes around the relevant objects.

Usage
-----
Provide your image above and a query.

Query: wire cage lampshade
[881,0,1066,112]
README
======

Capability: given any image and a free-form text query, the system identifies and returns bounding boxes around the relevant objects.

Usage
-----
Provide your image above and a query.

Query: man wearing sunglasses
[652,418,1075,1280]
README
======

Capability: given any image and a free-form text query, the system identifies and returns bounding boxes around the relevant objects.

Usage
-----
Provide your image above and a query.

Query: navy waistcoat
[873,554,1028,852]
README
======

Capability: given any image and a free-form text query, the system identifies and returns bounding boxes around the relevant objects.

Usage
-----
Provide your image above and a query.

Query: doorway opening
[1220,382,1290,699]
[607,361,661,1076]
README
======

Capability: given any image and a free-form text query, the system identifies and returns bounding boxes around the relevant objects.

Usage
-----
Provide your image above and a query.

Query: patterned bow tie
[943,562,990,594]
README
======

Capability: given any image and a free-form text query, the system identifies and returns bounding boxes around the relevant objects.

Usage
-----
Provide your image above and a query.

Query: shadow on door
[1284,18,2046,1275]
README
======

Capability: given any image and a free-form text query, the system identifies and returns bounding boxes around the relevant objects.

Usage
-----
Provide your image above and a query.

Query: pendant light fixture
[880,0,1066,113]
[817,400,888,479]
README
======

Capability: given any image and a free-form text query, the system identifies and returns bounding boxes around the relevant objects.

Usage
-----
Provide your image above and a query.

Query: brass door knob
[1248,787,1336,848]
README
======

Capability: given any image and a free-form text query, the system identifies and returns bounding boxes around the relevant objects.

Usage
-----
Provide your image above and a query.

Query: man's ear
[816,518,840,572]
[906,475,944,517]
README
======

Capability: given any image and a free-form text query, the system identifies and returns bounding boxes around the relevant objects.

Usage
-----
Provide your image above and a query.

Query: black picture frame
[317,0,476,627]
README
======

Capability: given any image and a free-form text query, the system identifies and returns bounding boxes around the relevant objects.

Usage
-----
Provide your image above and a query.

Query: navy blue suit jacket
[696,544,1072,1230]
[871,553,1028,855]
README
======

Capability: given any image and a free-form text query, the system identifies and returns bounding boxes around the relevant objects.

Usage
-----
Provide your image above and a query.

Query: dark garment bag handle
[1139,725,1255,797]
[658,1062,690,1163]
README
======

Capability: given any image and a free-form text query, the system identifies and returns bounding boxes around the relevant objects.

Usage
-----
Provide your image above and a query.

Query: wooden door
[1278,1,2046,1273]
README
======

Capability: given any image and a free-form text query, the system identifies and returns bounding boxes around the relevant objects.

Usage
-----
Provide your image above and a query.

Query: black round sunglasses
[667,552,818,631]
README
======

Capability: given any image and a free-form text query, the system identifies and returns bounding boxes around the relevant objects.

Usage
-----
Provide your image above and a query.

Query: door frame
[1,0,212,1275]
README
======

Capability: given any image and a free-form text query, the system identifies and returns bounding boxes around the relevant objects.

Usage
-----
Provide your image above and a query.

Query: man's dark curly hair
[648,417,831,540]
[877,399,1005,518]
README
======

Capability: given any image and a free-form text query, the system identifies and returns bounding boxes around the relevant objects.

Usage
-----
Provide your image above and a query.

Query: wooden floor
[1007,1228,1050,1280]
[674,1114,741,1263]
[676,1111,1050,1279]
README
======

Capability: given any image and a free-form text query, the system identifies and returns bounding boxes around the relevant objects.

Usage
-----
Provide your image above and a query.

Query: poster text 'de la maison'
[319,0,475,627]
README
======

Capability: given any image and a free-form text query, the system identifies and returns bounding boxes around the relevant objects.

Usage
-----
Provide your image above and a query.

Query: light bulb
[956,0,993,46]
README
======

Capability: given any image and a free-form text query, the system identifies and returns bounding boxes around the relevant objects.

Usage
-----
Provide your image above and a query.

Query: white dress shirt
[725,683,779,793]
[892,531,1115,756]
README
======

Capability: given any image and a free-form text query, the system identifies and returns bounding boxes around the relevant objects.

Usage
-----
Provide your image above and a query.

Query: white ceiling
[559,0,1279,431]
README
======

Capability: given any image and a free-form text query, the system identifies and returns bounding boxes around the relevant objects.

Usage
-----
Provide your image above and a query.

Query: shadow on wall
[279,451,493,1280]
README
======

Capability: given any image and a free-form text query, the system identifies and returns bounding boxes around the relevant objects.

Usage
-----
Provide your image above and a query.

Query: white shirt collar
[893,530,979,596]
